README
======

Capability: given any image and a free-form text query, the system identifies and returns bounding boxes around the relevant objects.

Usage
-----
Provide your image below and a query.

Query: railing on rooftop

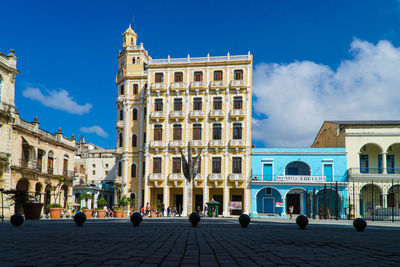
[150,55,251,65]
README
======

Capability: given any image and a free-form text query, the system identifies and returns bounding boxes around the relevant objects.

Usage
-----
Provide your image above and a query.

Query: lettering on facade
[275,175,326,182]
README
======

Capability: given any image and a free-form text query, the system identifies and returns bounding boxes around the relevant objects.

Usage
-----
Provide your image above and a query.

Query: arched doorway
[387,185,400,209]
[130,192,136,210]
[44,185,51,213]
[256,187,283,215]
[360,184,382,216]
[15,178,30,214]
[285,161,311,175]
[316,188,341,219]
[359,143,383,174]
[286,188,306,215]
[35,183,42,202]
[386,144,400,174]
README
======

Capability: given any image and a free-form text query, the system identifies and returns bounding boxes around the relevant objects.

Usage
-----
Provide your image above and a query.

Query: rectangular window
[233,123,242,139]
[214,71,223,81]
[153,158,162,173]
[234,70,243,80]
[213,124,222,140]
[263,164,273,181]
[193,124,202,140]
[194,71,203,82]
[378,154,383,174]
[193,157,201,173]
[212,158,221,173]
[154,125,162,141]
[324,164,333,181]
[155,73,163,83]
[233,157,242,173]
[360,154,369,173]
[387,154,395,174]
[155,99,163,111]
[174,72,183,82]
[193,98,202,110]
[172,158,181,173]
[213,97,222,110]
[92,170,96,175]
[173,125,182,140]
[174,98,182,111]
[233,97,243,109]
[133,84,138,95]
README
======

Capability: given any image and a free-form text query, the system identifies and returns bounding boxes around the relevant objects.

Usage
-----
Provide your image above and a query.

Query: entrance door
[195,195,203,212]
[213,195,223,214]
[263,198,274,213]
[175,194,183,215]
[286,194,300,214]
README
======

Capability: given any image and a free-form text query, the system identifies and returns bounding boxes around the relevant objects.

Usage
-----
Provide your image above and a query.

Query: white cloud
[22,87,92,115]
[80,125,109,138]
[253,38,400,147]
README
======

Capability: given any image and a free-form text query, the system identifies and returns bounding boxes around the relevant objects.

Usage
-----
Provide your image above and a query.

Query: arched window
[132,135,137,147]
[131,164,136,178]
[119,133,123,147]
[133,109,138,120]
[137,57,140,64]
[120,85,124,95]
[119,110,124,120]
[118,161,122,176]
[132,57,135,64]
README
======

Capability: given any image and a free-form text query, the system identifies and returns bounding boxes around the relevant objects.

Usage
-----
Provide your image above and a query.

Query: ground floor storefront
[250,182,348,219]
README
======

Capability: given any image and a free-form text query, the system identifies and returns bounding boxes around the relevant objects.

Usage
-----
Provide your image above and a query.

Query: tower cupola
[123,24,137,48]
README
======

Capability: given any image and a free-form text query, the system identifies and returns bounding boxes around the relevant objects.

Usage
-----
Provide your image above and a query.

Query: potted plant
[96,198,107,218]
[156,200,164,217]
[4,189,43,220]
[150,206,157,218]
[80,193,93,218]
[118,195,131,217]
[47,203,63,219]
[114,207,123,218]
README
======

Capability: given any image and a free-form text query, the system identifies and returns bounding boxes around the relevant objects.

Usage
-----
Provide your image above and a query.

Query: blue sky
[1,0,400,148]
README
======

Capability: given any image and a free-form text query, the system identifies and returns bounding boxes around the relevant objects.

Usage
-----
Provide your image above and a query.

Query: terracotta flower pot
[122,211,127,217]
[23,203,44,220]
[82,209,93,219]
[115,210,123,218]
[49,208,63,219]
[150,211,157,218]
[97,210,106,218]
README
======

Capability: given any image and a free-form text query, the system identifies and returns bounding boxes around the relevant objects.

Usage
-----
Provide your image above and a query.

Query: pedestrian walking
[203,205,207,217]
[167,206,171,217]
[173,206,177,216]
[146,202,150,216]
[289,206,294,219]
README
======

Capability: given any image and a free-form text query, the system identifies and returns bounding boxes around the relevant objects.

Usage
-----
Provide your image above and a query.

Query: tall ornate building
[116,25,252,216]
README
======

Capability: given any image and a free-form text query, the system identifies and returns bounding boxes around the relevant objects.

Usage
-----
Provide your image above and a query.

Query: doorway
[286,194,300,214]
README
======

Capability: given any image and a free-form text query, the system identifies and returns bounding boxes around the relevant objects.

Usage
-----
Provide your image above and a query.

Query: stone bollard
[10,214,24,226]
[296,215,309,230]
[353,218,367,232]
[74,212,86,226]
[189,212,201,227]
[239,214,250,228]
[130,212,142,227]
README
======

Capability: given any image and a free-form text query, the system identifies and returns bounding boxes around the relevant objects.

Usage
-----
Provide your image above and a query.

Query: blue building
[251,148,348,218]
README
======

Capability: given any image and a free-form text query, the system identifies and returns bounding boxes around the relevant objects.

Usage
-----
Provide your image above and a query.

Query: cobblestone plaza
[0,218,399,266]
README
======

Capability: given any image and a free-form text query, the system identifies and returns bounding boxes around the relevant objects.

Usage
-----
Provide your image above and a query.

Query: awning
[21,136,37,147]
[206,199,220,205]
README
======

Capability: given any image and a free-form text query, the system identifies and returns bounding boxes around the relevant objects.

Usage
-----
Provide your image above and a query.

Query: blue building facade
[251,148,348,218]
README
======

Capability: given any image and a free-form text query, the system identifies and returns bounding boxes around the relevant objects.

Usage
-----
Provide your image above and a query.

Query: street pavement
[0,217,399,266]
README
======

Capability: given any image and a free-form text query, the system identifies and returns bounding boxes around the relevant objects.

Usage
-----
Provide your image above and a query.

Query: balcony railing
[169,111,185,120]
[208,173,224,181]
[169,140,185,148]
[117,95,124,102]
[150,83,167,91]
[168,173,184,182]
[348,168,400,176]
[209,110,225,118]
[190,82,206,90]
[194,174,203,181]
[209,81,226,89]
[149,174,164,182]
[63,170,75,178]
[149,141,165,148]
[228,174,244,181]
[48,167,54,175]
[170,82,186,91]
[116,121,124,128]
[229,110,245,119]
[209,140,225,148]
[189,111,205,119]
[229,140,245,148]
[19,160,39,171]
[150,54,251,65]
[150,112,166,120]
[230,80,247,88]
[189,140,204,147]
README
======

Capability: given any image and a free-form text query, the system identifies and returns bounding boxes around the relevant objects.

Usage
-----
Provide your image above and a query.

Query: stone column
[382,152,387,174]
[383,193,388,208]
[300,191,304,215]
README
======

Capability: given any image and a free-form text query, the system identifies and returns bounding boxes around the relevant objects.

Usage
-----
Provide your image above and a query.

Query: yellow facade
[116,25,252,216]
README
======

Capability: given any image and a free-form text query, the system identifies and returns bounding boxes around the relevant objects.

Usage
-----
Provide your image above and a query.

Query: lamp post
[0,188,4,222]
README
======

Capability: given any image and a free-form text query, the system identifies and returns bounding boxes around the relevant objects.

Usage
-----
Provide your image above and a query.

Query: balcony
[169,111,185,120]
[150,111,166,121]
[194,174,203,181]
[209,110,225,119]
[168,173,184,182]
[63,170,75,179]
[149,141,165,149]
[189,111,205,120]
[190,82,206,91]
[115,148,123,154]
[230,80,247,88]
[208,173,224,182]
[19,160,40,171]
[209,81,226,90]
[229,140,245,148]
[150,83,167,92]
[116,120,124,129]
[189,140,205,148]
[228,174,244,182]
[170,82,186,91]
[117,95,124,103]
[148,174,164,182]
[229,110,245,120]
[348,168,400,177]
[169,140,185,148]
[209,140,225,148]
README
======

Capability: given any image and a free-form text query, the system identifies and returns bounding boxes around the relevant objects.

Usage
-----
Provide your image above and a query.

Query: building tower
[116,24,253,216]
